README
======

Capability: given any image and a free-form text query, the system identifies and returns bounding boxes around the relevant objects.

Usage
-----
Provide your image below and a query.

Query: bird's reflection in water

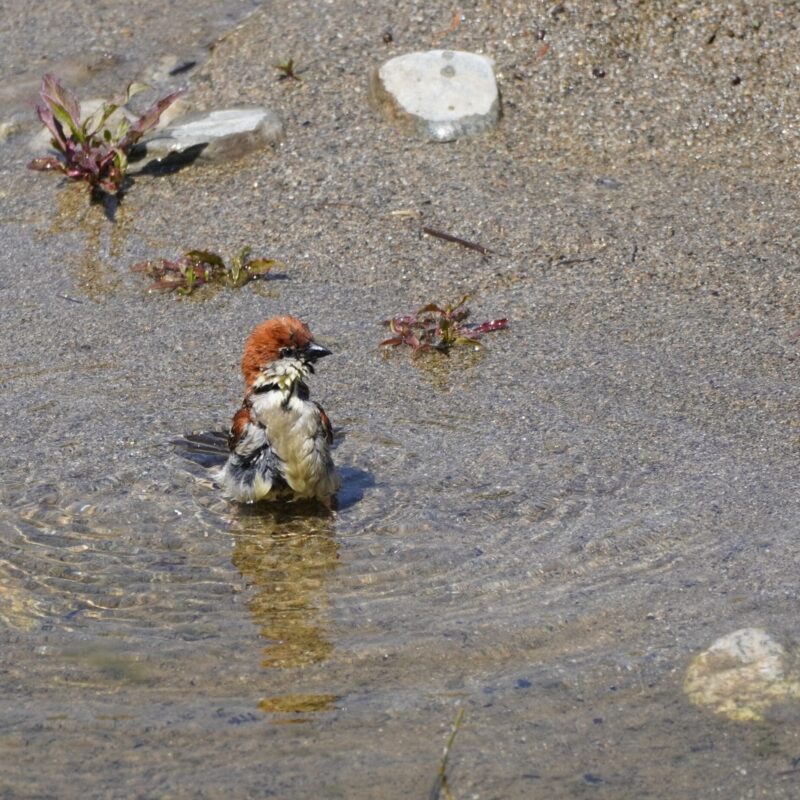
[229,502,340,717]
[174,430,373,718]
[231,503,338,669]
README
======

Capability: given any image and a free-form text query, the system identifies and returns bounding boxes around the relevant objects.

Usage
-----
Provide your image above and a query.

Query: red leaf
[118,88,186,151]
[34,103,68,150]
[472,318,509,334]
[149,278,185,291]
[39,74,81,130]
[28,156,65,172]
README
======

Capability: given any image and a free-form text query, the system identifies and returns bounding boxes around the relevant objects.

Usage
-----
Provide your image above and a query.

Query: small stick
[390,208,422,219]
[432,8,463,44]
[535,41,551,61]
[423,226,493,256]
[314,201,365,210]
[515,41,551,71]
[555,256,596,266]
[430,707,465,800]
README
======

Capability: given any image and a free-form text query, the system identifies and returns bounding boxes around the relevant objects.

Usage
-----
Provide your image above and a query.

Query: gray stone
[684,628,800,722]
[130,107,284,170]
[370,50,499,142]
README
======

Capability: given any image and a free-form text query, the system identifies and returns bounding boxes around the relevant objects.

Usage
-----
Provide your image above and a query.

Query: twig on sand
[432,8,463,44]
[390,208,422,219]
[554,255,596,267]
[422,226,493,256]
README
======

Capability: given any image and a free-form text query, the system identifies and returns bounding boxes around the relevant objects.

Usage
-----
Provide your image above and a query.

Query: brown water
[2,1,800,798]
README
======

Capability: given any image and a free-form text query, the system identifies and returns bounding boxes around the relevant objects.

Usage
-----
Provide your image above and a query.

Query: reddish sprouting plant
[131,247,281,296]
[274,59,304,82]
[28,74,185,196]
[381,295,508,354]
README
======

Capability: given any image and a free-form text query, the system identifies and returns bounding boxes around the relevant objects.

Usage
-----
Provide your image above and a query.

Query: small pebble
[0,120,22,143]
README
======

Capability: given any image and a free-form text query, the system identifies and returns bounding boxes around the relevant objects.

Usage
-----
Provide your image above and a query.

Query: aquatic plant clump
[131,247,281,296]
[381,295,508,354]
[28,74,185,196]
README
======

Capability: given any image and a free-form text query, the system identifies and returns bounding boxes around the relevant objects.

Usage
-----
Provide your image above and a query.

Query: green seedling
[131,247,281,296]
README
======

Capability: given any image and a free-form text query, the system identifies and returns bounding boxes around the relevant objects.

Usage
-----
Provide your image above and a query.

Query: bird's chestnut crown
[241,315,331,386]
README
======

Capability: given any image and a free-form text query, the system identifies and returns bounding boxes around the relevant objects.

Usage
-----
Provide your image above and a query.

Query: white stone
[684,628,800,722]
[131,107,284,169]
[370,50,499,142]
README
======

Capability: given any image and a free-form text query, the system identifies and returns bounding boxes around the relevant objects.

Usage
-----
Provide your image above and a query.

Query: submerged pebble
[684,628,800,722]
[370,50,499,142]
[130,106,284,170]
[0,120,22,143]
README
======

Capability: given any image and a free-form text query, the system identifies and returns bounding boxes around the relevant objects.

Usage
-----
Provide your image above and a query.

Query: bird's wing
[314,402,334,445]
[217,403,287,501]
[228,405,255,451]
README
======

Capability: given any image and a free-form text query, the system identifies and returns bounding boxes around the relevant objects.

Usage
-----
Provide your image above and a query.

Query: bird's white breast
[250,388,337,499]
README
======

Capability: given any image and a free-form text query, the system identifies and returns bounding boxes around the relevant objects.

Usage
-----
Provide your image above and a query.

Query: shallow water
[1,0,262,121]
[2,310,798,797]
[2,1,800,798]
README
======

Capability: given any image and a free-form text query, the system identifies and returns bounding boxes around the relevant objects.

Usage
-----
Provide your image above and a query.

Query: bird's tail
[172,431,229,469]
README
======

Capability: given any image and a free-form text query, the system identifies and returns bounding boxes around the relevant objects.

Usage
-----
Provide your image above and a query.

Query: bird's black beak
[304,342,332,362]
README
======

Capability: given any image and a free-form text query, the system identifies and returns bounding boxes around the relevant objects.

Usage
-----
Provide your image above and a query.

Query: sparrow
[214,315,340,508]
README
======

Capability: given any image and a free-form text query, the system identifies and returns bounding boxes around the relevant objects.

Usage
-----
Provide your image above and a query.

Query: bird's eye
[279,347,293,358]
